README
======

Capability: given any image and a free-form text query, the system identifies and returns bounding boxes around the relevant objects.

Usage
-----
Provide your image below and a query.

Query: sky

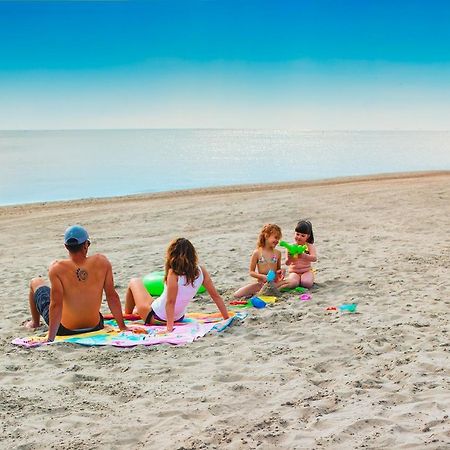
[1,0,450,130]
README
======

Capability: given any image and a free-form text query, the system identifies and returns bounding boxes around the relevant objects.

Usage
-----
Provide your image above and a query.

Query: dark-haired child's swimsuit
[287,245,315,276]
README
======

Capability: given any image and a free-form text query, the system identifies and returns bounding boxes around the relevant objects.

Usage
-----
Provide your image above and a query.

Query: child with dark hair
[125,237,229,332]
[280,220,317,289]
[233,223,285,298]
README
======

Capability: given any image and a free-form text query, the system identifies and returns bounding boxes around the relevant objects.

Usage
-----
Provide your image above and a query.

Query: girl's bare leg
[300,271,314,289]
[233,282,263,298]
[125,278,154,320]
[277,273,301,290]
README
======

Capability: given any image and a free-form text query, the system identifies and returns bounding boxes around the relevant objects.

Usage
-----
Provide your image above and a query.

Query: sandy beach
[1,171,449,449]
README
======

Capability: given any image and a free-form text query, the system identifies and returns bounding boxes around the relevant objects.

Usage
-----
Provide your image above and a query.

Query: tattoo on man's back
[76,268,88,282]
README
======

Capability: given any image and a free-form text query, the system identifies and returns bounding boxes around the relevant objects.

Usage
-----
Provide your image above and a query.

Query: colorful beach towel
[12,311,246,348]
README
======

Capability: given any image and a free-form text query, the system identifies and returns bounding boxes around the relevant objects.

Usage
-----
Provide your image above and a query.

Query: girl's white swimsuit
[151,266,204,321]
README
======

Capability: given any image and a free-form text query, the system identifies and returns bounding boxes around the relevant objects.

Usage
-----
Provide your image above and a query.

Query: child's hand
[275,269,285,282]
[259,274,268,283]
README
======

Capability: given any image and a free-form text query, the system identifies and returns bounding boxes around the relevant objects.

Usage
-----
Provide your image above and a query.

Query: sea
[1,129,449,206]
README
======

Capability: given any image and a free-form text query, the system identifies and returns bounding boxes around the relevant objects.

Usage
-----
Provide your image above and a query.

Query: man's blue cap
[64,225,89,245]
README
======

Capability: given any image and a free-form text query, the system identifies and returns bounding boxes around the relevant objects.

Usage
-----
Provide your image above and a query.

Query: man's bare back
[50,254,111,329]
[26,225,127,341]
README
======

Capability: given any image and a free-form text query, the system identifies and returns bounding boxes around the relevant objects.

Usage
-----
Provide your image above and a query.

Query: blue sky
[1,0,450,130]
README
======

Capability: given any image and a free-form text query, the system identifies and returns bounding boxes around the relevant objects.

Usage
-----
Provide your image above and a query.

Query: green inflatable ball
[142,270,206,296]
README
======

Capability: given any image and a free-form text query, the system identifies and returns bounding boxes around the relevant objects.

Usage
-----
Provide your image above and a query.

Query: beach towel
[12,311,246,348]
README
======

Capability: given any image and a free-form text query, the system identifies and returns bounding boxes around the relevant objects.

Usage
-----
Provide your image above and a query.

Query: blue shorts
[34,286,51,325]
[33,285,104,336]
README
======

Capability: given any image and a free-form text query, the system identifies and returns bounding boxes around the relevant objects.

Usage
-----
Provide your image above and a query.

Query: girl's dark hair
[164,238,199,286]
[295,220,314,243]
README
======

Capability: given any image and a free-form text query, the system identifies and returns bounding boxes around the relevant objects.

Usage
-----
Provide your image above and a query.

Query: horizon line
[1,127,450,132]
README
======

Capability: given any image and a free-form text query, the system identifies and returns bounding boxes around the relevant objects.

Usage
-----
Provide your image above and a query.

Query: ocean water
[1,129,449,206]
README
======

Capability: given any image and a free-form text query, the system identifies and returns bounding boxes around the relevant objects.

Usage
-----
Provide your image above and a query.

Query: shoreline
[1,169,449,211]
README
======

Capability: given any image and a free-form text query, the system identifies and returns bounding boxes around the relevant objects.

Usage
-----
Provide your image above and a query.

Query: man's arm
[103,258,127,331]
[47,265,63,342]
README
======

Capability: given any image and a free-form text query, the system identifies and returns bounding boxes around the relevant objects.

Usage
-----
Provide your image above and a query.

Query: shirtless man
[26,225,127,341]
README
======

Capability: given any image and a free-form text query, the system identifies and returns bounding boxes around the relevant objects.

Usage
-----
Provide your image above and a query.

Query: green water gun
[279,240,308,257]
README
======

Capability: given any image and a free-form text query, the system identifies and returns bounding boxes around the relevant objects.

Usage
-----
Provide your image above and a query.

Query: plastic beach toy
[279,241,308,257]
[250,297,266,308]
[300,294,311,301]
[339,303,357,313]
[280,286,307,293]
[229,299,253,309]
[230,300,250,306]
[143,271,206,296]
[266,270,276,282]
[258,295,277,304]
